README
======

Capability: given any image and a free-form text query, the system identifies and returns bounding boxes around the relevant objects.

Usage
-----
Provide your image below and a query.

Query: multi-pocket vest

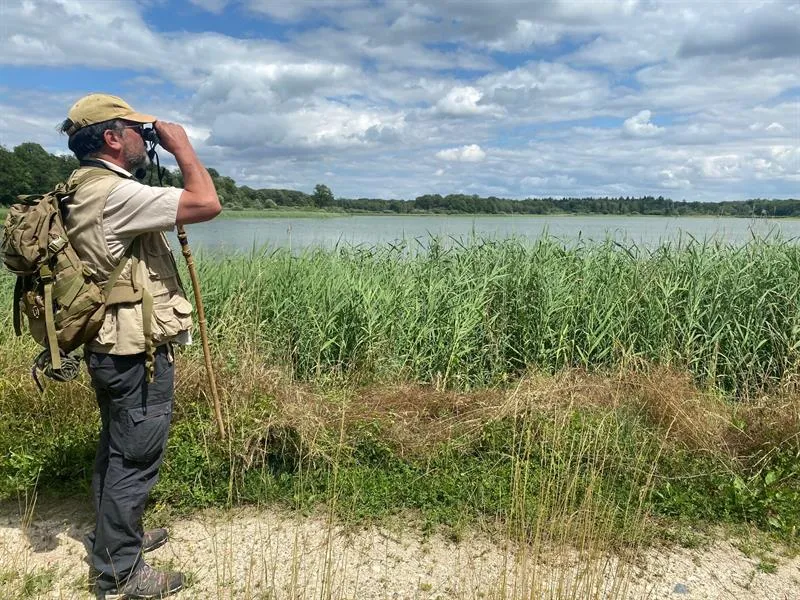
[63,166,193,360]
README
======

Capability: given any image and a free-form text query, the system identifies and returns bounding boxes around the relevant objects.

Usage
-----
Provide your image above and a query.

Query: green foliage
[0,408,96,498]
[186,236,800,396]
[3,377,797,541]
[0,143,78,205]
[154,419,233,508]
[653,447,800,533]
[15,567,57,598]
[312,183,335,207]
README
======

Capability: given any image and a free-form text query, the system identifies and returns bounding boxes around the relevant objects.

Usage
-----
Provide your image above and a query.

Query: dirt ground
[1,498,798,600]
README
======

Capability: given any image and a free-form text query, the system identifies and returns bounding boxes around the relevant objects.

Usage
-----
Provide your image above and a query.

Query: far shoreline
[216,208,800,220]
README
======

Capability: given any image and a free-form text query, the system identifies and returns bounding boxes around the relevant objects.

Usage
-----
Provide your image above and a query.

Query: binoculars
[141,126,160,145]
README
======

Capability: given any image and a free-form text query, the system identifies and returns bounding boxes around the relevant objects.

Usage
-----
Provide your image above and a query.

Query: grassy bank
[1,236,799,573]
[1,347,798,544]
[218,207,346,219]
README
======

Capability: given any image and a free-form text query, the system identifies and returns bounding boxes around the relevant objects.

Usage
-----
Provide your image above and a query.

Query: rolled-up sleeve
[103,180,183,259]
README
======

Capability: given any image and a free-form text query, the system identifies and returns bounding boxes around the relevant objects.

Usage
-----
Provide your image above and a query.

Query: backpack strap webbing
[142,287,154,381]
[40,264,61,370]
[102,239,137,299]
[13,276,23,337]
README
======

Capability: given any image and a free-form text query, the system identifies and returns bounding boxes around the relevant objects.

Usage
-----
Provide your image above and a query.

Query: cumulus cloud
[679,13,800,60]
[522,174,576,189]
[659,169,691,189]
[435,86,502,117]
[622,110,665,138]
[480,62,609,118]
[436,144,487,162]
[485,19,560,51]
[210,103,406,151]
[694,155,743,179]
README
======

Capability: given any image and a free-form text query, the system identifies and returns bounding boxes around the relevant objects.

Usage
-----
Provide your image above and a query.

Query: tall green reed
[176,235,800,396]
[2,234,799,394]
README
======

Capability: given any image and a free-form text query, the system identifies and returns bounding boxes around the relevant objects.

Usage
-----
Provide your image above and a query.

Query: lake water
[180,214,800,254]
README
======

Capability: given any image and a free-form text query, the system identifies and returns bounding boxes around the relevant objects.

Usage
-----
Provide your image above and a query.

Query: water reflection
[177,214,797,255]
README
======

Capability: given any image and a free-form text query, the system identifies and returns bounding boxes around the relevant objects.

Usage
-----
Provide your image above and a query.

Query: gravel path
[1,499,797,599]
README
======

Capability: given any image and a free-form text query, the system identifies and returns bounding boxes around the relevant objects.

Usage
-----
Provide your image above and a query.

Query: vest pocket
[95,310,118,346]
[121,402,172,464]
[153,294,193,342]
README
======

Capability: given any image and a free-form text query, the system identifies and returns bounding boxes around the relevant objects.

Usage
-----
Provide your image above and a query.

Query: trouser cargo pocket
[120,402,172,464]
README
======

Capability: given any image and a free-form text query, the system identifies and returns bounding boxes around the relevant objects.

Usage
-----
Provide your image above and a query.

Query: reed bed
[128,235,800,397]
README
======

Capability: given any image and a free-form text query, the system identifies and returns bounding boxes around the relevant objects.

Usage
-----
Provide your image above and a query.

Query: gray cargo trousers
[85,344,174,591]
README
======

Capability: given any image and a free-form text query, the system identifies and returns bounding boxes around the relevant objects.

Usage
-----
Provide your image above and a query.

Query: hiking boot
[96,563,185,599]
[84,528,169,555]
[141,528,169,553]
[86,529,171,587]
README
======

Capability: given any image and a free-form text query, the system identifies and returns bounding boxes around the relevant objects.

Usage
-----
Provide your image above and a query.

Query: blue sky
[1,0,798,201]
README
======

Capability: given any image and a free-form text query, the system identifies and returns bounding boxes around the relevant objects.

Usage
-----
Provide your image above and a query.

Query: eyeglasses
[116,123,159,144]
[121,124,145,136]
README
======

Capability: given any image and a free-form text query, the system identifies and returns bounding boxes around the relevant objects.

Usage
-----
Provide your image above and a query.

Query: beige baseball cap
[64,93,155,135]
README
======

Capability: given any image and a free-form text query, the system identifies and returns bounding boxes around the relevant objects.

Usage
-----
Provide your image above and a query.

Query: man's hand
[153,121,192,156]
[151,120,221,224]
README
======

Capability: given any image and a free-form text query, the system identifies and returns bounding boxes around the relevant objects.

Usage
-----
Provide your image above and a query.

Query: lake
[181,214,800,254]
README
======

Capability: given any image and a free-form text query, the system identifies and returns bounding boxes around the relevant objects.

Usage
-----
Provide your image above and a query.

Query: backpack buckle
[48,236,68,254]
[39,264,53,282]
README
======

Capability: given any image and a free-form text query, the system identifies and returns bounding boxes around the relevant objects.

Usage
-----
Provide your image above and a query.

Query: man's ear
[103,128,123,151]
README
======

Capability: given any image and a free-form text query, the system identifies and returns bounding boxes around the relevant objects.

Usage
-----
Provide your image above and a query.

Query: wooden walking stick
[177,226,226,440]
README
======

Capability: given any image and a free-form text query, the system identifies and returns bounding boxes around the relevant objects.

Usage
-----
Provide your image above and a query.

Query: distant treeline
[2,142,798,217]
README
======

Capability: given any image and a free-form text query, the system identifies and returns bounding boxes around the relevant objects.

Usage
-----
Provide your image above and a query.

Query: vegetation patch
[1,237,799,550]
[2,357,798,546]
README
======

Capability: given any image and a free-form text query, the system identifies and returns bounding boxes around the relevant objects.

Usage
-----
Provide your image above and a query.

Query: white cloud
[486,19,560,52]
[435,86,502,117]
[436,144,487,162]
[480,62,610,120]
[694,155,743,179]
[522,174,576,189]
[623,110,665,138]
[659,169,691,189]
[210,103,406,150]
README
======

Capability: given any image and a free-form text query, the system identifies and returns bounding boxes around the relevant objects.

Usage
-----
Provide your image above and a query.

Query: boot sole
[141,534,168,553]
[97,579,183,599]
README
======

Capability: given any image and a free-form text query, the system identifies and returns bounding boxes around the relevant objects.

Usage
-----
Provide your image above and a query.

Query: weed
[18,567,57,598]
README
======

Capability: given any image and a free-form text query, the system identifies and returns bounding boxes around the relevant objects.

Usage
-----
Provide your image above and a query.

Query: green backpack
[1,180,132,374]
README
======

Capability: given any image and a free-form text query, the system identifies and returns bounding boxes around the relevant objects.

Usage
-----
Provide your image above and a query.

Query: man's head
[59,93,155,174]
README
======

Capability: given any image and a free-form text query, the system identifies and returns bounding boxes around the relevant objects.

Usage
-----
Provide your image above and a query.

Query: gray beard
[125,147,150,177]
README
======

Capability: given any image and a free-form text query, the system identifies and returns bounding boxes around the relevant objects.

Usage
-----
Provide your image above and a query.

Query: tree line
[2,142,797,217]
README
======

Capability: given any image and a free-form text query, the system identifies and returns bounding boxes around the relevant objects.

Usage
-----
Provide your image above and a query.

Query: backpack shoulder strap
[102,237,138,299]
[13,276,23,336]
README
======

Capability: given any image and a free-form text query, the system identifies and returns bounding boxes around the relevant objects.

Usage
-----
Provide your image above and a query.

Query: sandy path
[1,499,797,599]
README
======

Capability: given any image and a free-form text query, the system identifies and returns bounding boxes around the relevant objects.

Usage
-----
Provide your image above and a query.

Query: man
[58,93,221,599]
